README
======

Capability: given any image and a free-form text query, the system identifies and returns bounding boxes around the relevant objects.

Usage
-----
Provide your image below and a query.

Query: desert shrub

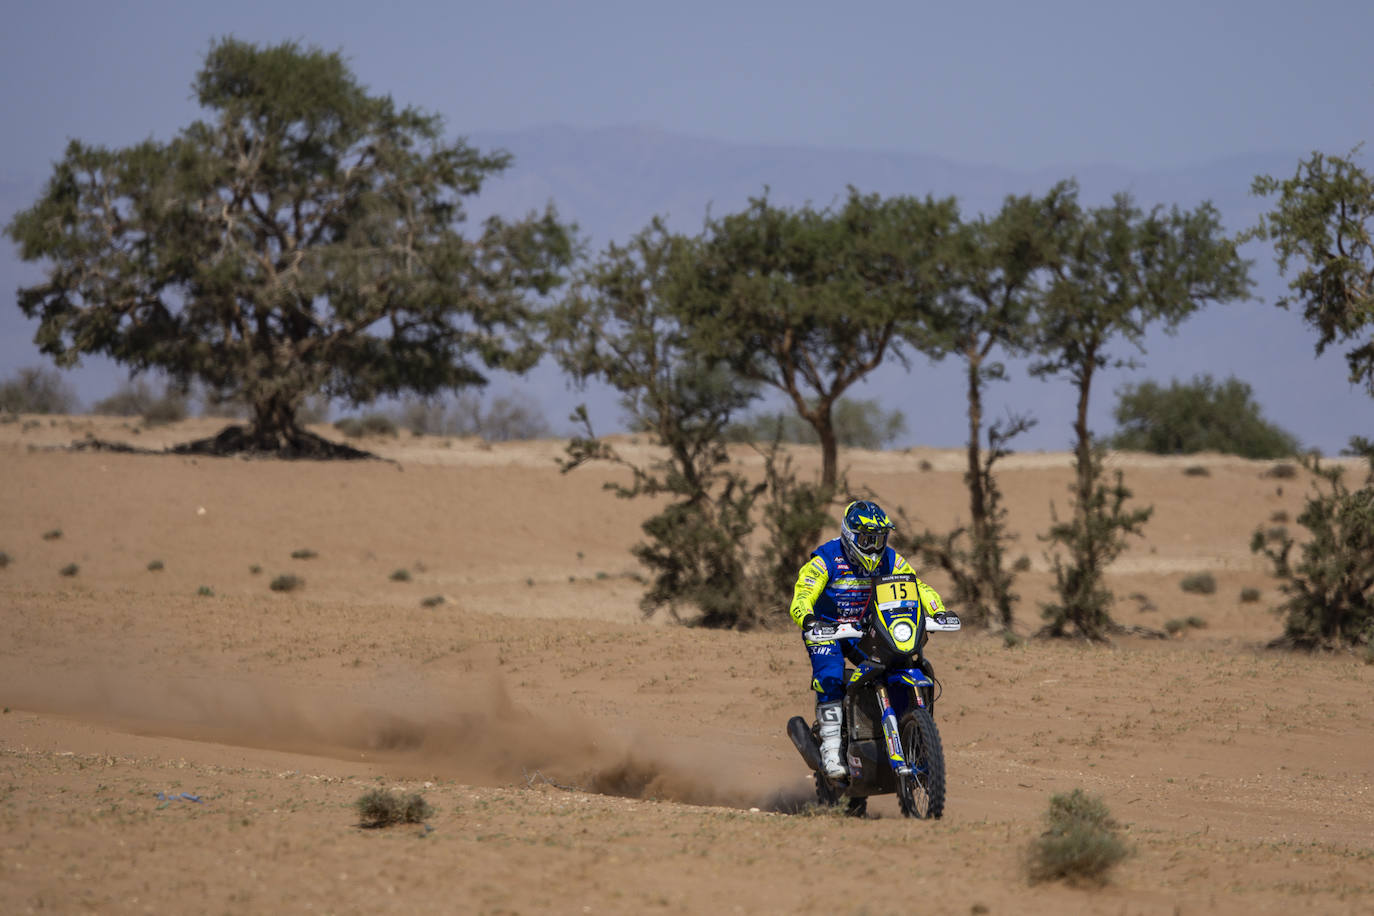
[1179,572,1217,595]
[93,379,188,425]
[1240,587,1261,603]
[0,551,10,569]
[147,560,164,571]
[196,585,214,596]
[249,564,262,575]
[59,563,79,577]
[398,392,551,441]
[1252,448,1374,649]
[1264,463,1299,479]
[270,574,303,592]
[1164,618,1185,635]
[333,413,396,438]
[0,367,79,415]
[1185,615,1208,629]
[356,789,433,828]
[727,397,906,450]
[42,529,62,541]
[1269,510,1289,523]
[389,568,412,582]
[1110,375,1299,459]
[1039,445,1152,641]
[420,595,445,608]
[290,548,318,560]
[1026,788,1130,885]
[1182,465,1210,477]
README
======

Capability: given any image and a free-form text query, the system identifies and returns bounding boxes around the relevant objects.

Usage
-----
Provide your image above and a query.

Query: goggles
[852,527,889,554]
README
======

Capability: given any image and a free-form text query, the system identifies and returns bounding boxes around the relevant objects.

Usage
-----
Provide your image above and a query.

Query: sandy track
[1,418,1371,914]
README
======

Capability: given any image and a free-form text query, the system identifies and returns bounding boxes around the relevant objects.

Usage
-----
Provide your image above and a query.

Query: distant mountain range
[3,126,1369,453]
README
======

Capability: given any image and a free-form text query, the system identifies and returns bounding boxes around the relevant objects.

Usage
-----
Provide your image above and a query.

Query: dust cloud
[1,666,813,813]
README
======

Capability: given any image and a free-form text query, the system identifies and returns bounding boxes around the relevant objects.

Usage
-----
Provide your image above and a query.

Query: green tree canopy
[682,189,957,490]
[5,38,576,454]
[1111,374,1300,458]
[1251,150,1374,397]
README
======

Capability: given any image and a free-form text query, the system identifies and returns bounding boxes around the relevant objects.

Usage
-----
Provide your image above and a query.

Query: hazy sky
[3,0,1370,180]
[2,1,1372,450]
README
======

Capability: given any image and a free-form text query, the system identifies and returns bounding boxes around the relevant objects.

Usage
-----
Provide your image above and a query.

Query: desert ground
[1,415,1371,915]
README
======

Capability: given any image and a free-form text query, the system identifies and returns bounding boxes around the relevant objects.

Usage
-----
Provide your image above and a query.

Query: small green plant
[197,585,214,597]
[290,548,317,560]
[1182,465,1210,477]
[1026,788,1130,885]
[270,574,303,592]
[147,559,164,572]
[389,568,412,582]
[59,562,79,577]
[42,529,62,541]
[420,594,446,608]
[1239,587,1261,603]
[1179,572,1217,595]
[249,564,262,575]
[1003,631,1024,649]
[356,789,433,828]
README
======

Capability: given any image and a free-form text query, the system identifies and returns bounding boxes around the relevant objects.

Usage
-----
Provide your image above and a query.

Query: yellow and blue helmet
[840,499,893,574]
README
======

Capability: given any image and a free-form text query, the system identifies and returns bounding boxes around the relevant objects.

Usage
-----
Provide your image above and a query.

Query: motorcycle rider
[789,499,945,781]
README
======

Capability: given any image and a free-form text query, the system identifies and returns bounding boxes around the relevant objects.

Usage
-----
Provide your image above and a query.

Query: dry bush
[59,563,79,577]
[0,367,79,414]
[270,574,304,592]
[1026,788,1130,885]
[1179,572,1217,594]
[1240,587,1262,603]
[356,789,433,828]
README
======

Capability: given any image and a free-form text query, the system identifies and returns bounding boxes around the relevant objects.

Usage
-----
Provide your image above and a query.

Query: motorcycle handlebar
[807,612,962,642]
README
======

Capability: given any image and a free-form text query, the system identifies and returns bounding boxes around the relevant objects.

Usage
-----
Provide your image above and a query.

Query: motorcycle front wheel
[897,708,946,819]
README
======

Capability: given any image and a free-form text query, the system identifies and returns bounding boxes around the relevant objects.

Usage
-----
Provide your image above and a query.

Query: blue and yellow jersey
[789,538,937,627]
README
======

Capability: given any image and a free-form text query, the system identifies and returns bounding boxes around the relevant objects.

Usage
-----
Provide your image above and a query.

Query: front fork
[875,684,913,777]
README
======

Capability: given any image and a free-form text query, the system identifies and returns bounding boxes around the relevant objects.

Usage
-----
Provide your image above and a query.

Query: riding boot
[817,700,846,779]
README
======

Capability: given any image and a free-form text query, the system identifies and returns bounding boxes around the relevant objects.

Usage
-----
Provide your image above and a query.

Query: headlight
[891,621,914,644]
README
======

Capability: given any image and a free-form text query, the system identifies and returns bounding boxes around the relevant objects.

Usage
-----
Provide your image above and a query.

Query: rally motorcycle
[786,572,960,818]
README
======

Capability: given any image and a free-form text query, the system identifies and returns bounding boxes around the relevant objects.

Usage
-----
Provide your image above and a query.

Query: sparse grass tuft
[270,574,304,592]
[1179,572,1217,595]
[420,594,446,608]
[1240,587,1261,603]
[147,559,164,572]
[1026,788,1130,885]
[1263,463,1299,479]
[249,564,262,575]
[0,551,10,569]
[356,789,434,828]
[42,529,62,541]
[389,568,412,582]
[1012,555,1032,572]
[59,562,79,577]
[196,585,214,597]
[1184,615,1208,629]
[1269,510,1289,523]
[1183,465,1210,477]
[1165,618,1186,635]
[1003,631,1024,649]
[290,548,318,560]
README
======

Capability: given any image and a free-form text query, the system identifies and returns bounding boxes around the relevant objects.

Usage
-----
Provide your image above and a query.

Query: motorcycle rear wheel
[897,708,946,819]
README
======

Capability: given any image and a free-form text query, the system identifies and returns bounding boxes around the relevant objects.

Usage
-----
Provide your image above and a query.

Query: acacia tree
[1032,183,1252,639]
[684,189,957,491]
[547,221,765,626]
[6,38,575,455]
[1250,150,1374,397]
[900,188,1068,630]
[1248,150,1374,648]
